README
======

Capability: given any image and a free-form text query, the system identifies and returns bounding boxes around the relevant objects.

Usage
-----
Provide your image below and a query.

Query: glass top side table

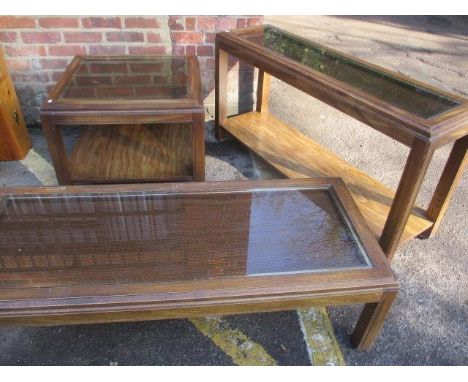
[41,55,205,184]
[215,25,468,259]
[0,178,398,350]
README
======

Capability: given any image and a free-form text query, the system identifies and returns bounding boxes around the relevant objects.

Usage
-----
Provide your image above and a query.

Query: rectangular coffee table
[0,179,398,350]
[40,55,205,185]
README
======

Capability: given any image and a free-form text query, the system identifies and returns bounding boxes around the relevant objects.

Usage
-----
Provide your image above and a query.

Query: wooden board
[69,123,193,183]
[223,111,433,244]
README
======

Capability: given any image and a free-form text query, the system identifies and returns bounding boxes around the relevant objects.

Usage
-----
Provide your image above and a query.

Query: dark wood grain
[0,178,398,350]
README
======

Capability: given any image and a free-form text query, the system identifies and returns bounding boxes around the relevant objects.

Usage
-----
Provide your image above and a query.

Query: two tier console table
[215,25,468,259]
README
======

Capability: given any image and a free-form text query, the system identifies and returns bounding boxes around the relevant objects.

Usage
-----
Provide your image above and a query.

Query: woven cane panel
[0,189,369,288]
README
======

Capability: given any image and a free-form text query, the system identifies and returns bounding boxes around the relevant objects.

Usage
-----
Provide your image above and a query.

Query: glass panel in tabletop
[59,56,190,100]
[241,25,461,119]
[0,187,371,289]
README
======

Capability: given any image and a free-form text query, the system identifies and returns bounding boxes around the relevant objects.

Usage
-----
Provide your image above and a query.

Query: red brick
[0,32,17,43]
[75,75,113,86]
[172,45,185,55]
[197,16,216,31]
[197,45,213,57]
[12,72,49,83]
[128,46,166,55]
[39,17,79,28]
[171,31,203,44]
[186,45,196,55]
[5,45,47,57]
[135,87,172,97]
[64,32,102,43]
[125,17,160,28]
[106,32,144,42]
[238,18,250,29]
[0,16,35,28]
[39,58,69,69]
[63,86,95,97]
[88,45,126,55]
[153,75,168,84]
[186,17,196,30]
[90,62,128,74]
[247,17,264,27]
[168,16,184,31]
[215,17,237,31]
[204,32,216,44]
[82,17,121,28]
[48,45,86,56]
[114,75,152,85]
[129,62,164,73]
[21,32,61,44]
[147,32,162,43]
[5,58,29,71]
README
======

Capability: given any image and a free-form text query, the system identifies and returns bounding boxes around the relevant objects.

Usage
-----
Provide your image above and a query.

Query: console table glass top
[241,25,460,119]
[0,183,371,289]
[59,56,189,100]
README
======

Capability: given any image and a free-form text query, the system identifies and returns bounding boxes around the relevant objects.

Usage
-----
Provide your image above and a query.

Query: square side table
[41,55,205,185]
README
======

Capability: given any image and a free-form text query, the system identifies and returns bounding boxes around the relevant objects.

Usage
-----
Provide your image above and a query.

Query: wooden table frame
[41,55,205,185]
[0,178,398,351]
[215,26,468,260]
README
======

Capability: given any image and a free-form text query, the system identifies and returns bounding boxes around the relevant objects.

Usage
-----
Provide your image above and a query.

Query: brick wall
[0,15,263,125]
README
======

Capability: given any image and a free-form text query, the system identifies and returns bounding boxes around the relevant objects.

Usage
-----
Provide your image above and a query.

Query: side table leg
[351,291,397,351]
[421,135,468,238]
[256,70,271,114]
[379,138,434,260]
[192,113,205,181]
[40,117,71,185]
[215,46,228,141]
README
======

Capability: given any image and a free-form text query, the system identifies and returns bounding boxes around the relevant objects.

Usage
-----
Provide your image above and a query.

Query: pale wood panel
[223,111,433,244]
[69,123,193,182]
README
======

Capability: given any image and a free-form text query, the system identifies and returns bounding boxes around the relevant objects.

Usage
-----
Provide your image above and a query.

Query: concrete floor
[0,16,467,365]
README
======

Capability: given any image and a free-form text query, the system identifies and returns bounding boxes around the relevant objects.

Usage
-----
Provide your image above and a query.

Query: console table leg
[215,46,228,141]
[41,117,71,185]
[192,113,206,181]
[256,70,271,113]
[351,291,397,350]
[379,139,434,260]
[421,135,468,238]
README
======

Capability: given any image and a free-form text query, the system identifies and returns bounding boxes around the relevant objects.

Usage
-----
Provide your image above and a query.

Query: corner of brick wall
[0,15,264,125]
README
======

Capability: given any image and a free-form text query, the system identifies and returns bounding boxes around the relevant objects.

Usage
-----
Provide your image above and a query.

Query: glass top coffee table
[0,178,398,350]
[40,55,205,185]
[215,25,468,259]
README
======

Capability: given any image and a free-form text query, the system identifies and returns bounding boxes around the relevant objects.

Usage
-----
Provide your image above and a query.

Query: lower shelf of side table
[223,111,434,244]
[69,123,194,184]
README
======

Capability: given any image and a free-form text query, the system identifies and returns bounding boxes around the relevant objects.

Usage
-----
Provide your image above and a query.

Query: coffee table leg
[379,138,434,260]
[41,117,71,185]
[192,113,205,181]
[351,291,397,350]
[422,135,468,238]
[215,45,228,141]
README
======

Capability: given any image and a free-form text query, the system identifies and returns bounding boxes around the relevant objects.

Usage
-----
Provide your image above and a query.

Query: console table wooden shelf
[215,25,468,259]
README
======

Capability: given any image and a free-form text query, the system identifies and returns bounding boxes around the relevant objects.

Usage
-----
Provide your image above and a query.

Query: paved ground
[0,16,467,365]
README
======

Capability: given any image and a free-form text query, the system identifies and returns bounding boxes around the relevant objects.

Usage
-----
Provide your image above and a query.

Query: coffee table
[215,25,468,259]
[0,178,398,350]
[40,55,205,185]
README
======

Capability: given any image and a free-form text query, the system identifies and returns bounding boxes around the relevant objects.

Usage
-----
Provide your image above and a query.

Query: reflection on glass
[243,26,460,119]
[59,57,189,100]
[0,188,370,289]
